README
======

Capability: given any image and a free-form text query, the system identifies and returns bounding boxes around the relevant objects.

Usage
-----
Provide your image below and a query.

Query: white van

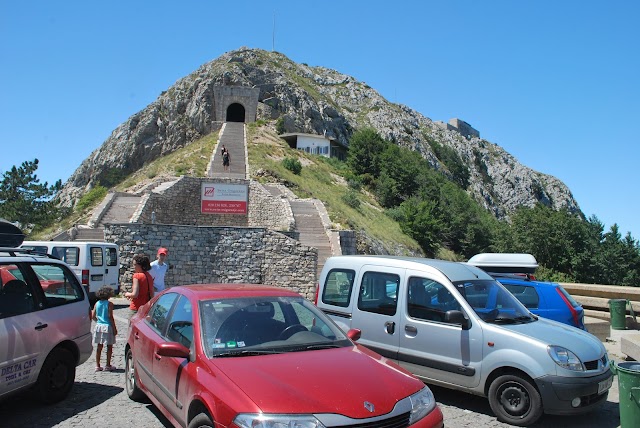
[21,241,120,300]
[316,255,613,426]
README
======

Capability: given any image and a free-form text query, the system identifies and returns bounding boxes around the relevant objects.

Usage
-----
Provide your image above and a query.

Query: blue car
[468,253,586,330]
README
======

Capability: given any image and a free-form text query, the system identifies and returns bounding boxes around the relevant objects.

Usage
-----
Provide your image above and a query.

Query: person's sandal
[104,365,116,371]
[95,366,103,372]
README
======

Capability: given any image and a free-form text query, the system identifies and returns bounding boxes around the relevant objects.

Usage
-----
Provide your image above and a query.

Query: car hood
[209,344,422,417]
[495,317,605,361]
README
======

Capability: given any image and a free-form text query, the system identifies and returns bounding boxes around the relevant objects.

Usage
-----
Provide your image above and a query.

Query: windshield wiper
[490,315,533,324]
[214,349,281,357]
[304,344,341,351]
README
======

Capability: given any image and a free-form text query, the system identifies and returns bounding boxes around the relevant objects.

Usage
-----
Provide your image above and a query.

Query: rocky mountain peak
[57,47,580,221]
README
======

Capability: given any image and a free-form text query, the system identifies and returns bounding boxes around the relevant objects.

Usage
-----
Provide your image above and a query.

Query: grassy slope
[246,121,423,255]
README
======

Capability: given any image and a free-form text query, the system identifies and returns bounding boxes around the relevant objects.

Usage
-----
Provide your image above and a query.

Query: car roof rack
[486,272,535,281]
[0,247,60,260]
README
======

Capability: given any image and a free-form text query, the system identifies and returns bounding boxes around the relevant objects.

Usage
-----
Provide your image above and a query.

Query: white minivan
[21,241,120,300]
[316,255,613,426]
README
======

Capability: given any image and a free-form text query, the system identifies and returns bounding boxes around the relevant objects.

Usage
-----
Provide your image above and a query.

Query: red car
[0,264,65,294]
[125,284,443,428]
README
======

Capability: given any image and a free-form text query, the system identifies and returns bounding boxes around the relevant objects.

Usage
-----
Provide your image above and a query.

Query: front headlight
[233,414,325,428]
[548,345,584,371]
[409,387,437,425]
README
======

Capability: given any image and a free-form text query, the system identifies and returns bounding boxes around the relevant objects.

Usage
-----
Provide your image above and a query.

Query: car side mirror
[445,310,471,330]
[347,328,361,341]
[156,342,190,359]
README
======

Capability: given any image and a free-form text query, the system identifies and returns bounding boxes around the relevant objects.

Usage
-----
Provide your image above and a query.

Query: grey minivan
[315,255,613,426]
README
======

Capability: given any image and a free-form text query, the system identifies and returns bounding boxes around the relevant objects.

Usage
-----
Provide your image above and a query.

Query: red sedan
[125,284,444,428]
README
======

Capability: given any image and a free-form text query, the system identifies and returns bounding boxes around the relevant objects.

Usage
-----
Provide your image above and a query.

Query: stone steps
[100,195,141,225]
[75,228,105,241]
[209,122,246,179]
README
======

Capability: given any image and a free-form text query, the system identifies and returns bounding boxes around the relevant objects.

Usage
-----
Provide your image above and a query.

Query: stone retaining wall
[131,176,294,231]
[104,223,317,300]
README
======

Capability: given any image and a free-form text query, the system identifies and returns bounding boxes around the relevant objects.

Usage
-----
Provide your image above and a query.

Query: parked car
[467,253,586,330]
[316,255,613,426]
[0,220,93,403]
[125,284,443,428]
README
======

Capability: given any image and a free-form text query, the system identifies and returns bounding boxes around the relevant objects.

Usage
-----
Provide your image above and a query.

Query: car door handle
[35,323,48,331]
[384,321,395,335]
[154,353,162,361]
[134,332,139,340]
[405,325,417,334]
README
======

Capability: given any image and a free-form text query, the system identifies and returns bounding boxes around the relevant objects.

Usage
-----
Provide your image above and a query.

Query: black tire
[488,374,543,426]
[35,347,76,404]
[125,348,146,402]
[188,412,214,428]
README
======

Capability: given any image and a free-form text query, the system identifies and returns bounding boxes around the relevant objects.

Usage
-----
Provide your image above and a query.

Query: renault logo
[364,401,375,413]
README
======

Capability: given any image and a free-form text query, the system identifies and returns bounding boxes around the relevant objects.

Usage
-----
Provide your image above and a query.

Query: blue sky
[1,1,639,240]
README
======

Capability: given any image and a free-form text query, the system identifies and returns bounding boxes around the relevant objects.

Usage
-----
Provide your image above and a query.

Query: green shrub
[342,190,361,209]
[276,117,286,134]
[282,157,302,175]
[76,186,108,211]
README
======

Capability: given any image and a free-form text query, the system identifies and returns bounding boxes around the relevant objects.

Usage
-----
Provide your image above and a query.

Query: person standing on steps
[222,147,231,172]
[150,247,169,293]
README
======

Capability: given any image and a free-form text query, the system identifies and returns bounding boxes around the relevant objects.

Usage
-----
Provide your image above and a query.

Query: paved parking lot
[0,299,623,428]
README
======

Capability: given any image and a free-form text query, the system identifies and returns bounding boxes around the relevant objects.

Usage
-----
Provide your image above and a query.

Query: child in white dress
[92,286,118,371]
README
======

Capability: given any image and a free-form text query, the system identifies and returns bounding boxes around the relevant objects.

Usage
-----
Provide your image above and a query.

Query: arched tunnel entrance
[226,103,246,122]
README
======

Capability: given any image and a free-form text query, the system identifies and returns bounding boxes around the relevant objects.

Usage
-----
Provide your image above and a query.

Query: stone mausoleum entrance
[226,103,245,122]
[212,86,260,124]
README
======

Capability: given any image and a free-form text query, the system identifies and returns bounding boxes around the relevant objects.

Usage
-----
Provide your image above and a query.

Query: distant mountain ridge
[57,47,580,221]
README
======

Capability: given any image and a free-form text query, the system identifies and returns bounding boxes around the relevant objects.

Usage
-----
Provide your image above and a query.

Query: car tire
[35,347,76,404]
[125,348,146,402]
[488,374,543,426]
[188,412,214,428]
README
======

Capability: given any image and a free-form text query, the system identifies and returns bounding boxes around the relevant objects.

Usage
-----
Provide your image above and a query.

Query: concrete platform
[585,315,610,341]
[606,327,640,362]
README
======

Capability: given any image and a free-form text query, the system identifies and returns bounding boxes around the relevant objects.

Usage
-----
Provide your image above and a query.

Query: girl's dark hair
[96,285,114,300]
[133,254,152,271]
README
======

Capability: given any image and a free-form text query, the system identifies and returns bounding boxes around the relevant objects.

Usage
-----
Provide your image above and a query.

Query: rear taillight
[556,287,580,327]
[81,269,89,285]
[314,283,319,305]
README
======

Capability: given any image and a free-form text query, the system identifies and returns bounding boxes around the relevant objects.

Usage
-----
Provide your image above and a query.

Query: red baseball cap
[157,247,168,255]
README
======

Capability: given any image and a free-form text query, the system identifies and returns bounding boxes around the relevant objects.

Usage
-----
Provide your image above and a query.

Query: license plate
[598,376,613,394]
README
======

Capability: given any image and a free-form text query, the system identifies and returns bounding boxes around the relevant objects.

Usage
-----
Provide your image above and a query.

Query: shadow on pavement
[431,385,620,428]
[0,381,170,428]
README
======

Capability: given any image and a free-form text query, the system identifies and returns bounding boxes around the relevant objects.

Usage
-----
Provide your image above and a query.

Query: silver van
[315,255,613,426]
[21,241,120,300]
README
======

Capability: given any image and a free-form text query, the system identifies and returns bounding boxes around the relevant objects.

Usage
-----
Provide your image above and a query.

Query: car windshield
[453,279,536,324]
[199,296,351,358]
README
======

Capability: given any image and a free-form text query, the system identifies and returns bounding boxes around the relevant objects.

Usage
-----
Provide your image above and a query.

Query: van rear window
[322,269,355,307]
[90,247,104,266]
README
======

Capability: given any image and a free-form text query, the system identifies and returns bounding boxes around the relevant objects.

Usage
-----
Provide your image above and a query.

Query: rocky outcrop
[58,47,580,220]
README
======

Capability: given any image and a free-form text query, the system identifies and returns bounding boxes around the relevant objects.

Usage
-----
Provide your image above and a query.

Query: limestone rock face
[58,47,580,219]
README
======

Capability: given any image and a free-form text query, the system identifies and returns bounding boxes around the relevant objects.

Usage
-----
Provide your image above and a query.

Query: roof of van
[21,241,118,246]
[325,255,493,282]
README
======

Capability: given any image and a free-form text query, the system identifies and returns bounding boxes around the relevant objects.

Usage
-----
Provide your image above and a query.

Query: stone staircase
[263,184,335,276]
[99,194,142,225]
[209,122,246,179]
[74,227,106,241]
[291,200,333,277]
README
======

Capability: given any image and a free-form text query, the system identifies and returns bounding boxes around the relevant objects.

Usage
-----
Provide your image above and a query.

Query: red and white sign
[201,183,248,214]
